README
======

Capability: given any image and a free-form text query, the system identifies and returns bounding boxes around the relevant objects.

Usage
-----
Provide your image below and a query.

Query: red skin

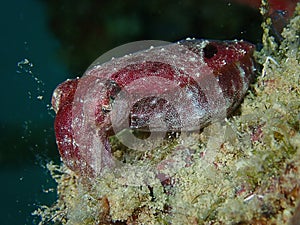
[52,39,256,178]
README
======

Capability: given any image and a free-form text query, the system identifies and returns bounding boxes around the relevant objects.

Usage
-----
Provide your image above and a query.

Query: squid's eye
[203,44,218,59]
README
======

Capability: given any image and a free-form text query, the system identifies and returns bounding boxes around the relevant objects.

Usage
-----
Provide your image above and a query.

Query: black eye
[203,44,218,59]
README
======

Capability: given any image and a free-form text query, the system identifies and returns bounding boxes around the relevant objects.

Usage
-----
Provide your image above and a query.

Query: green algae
[34,3,300,224]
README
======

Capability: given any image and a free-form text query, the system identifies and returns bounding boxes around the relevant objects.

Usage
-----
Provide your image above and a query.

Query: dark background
[0,0,261,224]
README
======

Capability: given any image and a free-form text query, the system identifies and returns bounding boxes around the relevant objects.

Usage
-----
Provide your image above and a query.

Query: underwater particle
[52,39,256,178]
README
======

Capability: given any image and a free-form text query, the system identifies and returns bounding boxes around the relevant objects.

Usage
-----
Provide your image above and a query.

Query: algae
[34,2,300,224]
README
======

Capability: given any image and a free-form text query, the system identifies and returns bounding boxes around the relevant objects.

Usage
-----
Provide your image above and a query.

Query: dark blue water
[0,0,67,224]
